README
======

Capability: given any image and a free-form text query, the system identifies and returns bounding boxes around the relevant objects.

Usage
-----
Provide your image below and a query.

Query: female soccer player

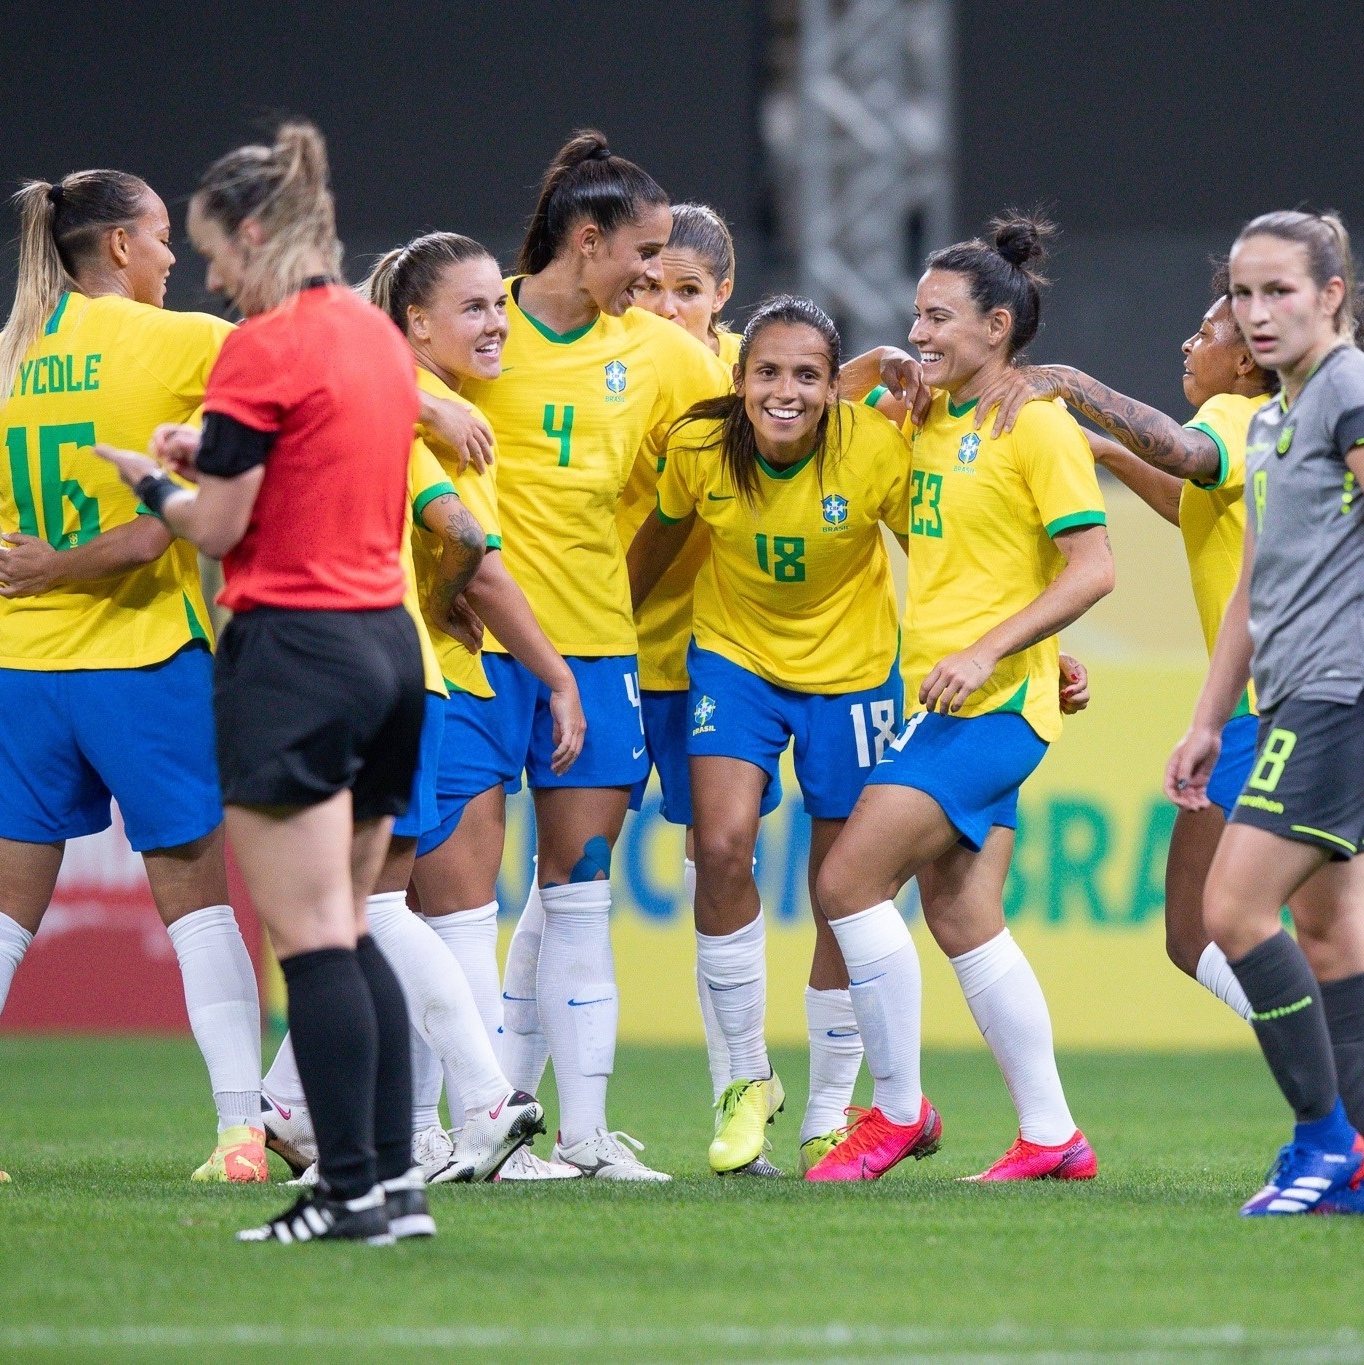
[1167,211,1364,1216]
[808,216,1114,1183]
[462,131,727,1180]
[100,123,437,1244]
[629,295,914,1175]
[968,268,1274,1022]
[0,171,263,1184]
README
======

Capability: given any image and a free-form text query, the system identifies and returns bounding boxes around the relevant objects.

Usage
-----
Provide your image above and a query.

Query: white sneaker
[261,1092,316,1178]
[286,1161,319,1188]
[412,1125,458,1183]
[430,1090,546,1185]
[494,1145,582,1181]
[551,1129,671,1182]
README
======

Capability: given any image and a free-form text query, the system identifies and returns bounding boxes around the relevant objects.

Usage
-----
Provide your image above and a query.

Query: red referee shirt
[203,283,419,613]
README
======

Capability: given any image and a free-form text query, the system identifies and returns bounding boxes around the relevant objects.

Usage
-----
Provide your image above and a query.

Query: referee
[99,122,434,1245]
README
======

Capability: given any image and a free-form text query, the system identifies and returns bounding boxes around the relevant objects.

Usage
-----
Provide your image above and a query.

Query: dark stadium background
[3,0,1363,420]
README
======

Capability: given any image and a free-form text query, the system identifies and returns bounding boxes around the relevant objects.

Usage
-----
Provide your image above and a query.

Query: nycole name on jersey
[10,353,102,398]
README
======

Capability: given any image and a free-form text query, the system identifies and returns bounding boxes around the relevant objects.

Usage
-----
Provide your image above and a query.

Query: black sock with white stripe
[1229,931,1339,1124]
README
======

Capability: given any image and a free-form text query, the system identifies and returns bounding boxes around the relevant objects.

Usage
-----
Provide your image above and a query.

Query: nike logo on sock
[825,1029,859,1038]
[502,993,536,1002]
[567,997,612,1007]
[849,974,885,987]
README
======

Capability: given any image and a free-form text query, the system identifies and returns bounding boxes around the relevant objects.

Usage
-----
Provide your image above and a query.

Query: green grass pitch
[2,1038,1363,1362]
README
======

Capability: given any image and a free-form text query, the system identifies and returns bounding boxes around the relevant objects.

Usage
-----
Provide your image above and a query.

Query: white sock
[411,1034,443,1131]
[801,986,865,1141]
[365,890,508,1117]
[263,1031,307,1112]
[424,901,503,1056]
[951,929,1075,1145]
[830,902,922,1125]
[537,880,617,1146]
[1196,941,1253,1021]
[165,904,261,1132]
[687,857,731,1101]
[0,912,33,1016]
[695,911,769,1082]
[501,874,551,1094]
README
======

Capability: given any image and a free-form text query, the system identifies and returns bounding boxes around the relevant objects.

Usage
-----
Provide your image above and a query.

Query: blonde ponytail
[0,182,68,402]
[359,247,405,320]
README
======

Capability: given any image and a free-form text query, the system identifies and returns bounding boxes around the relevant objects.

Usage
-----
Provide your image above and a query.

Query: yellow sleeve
[454,463,502,547]
[409,439,456,524]
[134,309,235,407]
[656,433,702,524]
[1014,400,1108,537]
[1185,392,1249,497]
[871,415,914,532]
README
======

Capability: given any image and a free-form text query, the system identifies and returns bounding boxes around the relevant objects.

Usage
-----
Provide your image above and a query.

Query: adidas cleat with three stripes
[1241,1133,1364,1216]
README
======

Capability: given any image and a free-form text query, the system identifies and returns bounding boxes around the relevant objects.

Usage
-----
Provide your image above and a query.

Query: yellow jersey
[1180,391,1270,716]
[462,280,728,657]
[0,291,232,669]
[409,367,502,698]
[717,328,742,370]
[901,394,1107,743]
[656,401,911,693]
[403,438,453,699]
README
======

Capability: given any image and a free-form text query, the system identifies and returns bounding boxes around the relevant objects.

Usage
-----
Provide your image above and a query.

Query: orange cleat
[803,1097,942,1182]
[962,1130,1097,1182]
[191,1124,270,1183]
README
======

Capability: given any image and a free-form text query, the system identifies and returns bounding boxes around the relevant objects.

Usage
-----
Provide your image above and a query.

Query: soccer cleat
[286,1162,318,1188]
[709,1073,785,1174]
[412,1125,458,1183]
[729,1147,783,1178]
[381,1167,437,1239]
[1241,1134,1364,1216]
[493,1145,582,1181]
[429,1090,545,1185]
[0,1168,9,1182]
[962,1129,1096,1182]
[804,1099,942,1182]
[191,1124,269,1183]
[799,1130,846,1176]
[236,1184,393,1245]
[260,1093,316,1178]
[552,1129,672,1182]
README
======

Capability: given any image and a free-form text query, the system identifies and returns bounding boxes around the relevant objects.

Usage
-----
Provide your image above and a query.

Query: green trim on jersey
[946,395,979,419]
[413,480,457,523]
[44,292,71,337]
[756,447,816,480]
[656,498,686,526]
[1044,509,1107,538]
[1185,420,1230,490]
[182,593,209,644]
[485,534,503,550]
[864,385,889,409]
[1231,687,1254,720]
[995,677,1029,715]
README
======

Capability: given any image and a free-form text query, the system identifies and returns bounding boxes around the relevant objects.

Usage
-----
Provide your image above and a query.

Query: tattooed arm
[419,492,487,624]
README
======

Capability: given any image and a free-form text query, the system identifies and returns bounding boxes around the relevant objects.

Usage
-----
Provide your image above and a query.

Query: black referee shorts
[1229,691,1364,861]
[214,605,425,821]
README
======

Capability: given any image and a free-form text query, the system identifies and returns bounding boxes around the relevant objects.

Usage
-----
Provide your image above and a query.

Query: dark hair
[362,232,497,331]
[1205,259,1276,395]
[1234,210,1358,342]
[666,203,736,340]
[192,121,342,314]
[516,129,669,276]
[925,211,1055,356]
[672,294,842,509]
[1,170,149,399]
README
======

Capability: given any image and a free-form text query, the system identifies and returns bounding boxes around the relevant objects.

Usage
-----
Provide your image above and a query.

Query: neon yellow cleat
[799,1130,846,1175]
[0,1168,10,1183]
[191,1124,269,1183]
[708,1073,785,1174]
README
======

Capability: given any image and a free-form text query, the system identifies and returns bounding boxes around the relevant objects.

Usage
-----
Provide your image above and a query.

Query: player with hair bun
[463,130,728,1181]
[810,215,1114,1184]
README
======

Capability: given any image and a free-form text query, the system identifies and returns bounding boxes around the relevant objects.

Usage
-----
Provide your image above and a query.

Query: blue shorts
[0,644,222,853]
[629,689,693,826]
[865,709,1047,852]
[686,644,903,821]
[393,692,445,840]
[1207,711,1259,818]
[414,684,512,857]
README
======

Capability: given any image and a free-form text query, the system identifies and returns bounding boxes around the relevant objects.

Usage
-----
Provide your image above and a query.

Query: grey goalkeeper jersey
[1246,344,1364,712]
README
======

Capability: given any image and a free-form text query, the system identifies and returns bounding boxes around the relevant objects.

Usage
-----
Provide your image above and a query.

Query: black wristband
[134,472,182,519]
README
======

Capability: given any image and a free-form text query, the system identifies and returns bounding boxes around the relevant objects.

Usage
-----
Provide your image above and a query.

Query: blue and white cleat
[1240,1133,1364,1216]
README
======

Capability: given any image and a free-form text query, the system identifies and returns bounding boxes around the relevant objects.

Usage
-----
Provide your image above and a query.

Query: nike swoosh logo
[632,745,647,758]
[825,1029,859,1038]
[707,493,734,501]
[489,1096,507,1120]
[708,981,745,992]
[849,974,885,987]
[567,996,612,1007]
[272,1103,292,1121]
[502,993,536,1002]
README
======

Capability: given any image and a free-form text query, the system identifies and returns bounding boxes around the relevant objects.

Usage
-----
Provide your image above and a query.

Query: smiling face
[578,203,673,316]
[121,191,176,308]
[1180,296,1256,408]
[908,268,1012,397]
[406,255,508,385]
[634,245,732,349]
[736,321,838,463]
[1229,233,1345,379]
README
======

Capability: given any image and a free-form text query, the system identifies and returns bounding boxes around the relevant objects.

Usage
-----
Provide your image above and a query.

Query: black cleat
[382,1167,437,1239]
[236,1184,393,1245]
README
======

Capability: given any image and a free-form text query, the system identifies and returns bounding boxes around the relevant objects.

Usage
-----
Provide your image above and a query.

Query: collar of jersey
[1279,342,1350,412]
[511,276,598,345]
[44,291,73,335]
[946,394,979,419]
[755,447,816,480]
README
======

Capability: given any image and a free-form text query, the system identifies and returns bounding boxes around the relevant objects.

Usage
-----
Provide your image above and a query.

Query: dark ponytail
[672,294,843,510]
[926,211,1055,356]
[515,129,668,276]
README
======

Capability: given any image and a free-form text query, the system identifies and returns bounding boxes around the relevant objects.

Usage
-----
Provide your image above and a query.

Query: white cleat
[551,1129,671,1182]
[429,1090,546,1185]
[494,1145,582,1181]
[261,1092,317,1178]
[412,1125,458,1183]
[286,1161,319,1188]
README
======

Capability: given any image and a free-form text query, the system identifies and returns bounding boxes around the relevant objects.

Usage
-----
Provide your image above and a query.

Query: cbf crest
[604,359,628,395]
[821,493,849,527]
[957,432,981,465]
[692,694,717,735]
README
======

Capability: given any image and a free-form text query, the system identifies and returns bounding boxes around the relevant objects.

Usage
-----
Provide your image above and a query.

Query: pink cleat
[962,1130,1097,1182]
[803,1097,942,1182]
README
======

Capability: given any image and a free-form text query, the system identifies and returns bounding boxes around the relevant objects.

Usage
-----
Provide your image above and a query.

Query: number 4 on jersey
[543,404,575,466]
